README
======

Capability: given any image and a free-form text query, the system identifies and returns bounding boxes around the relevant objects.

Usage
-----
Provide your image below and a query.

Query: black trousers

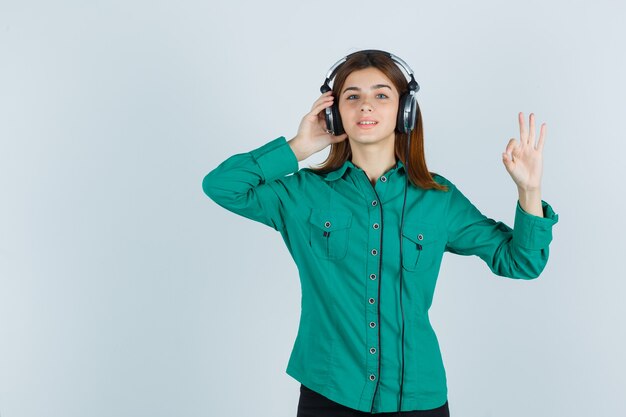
[297,384,450,417]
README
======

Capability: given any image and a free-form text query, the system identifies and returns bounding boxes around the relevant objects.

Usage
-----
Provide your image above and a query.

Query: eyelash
[346,93,388,100]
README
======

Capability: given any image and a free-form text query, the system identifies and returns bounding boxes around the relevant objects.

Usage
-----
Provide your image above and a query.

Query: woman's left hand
[502,112,546,191]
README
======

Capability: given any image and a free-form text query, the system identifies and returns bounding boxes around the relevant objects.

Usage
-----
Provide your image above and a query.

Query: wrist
[517,188,543,217]
[288,136,314,162]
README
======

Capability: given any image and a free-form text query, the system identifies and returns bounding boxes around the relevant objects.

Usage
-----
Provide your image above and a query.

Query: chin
[348,131,395,144]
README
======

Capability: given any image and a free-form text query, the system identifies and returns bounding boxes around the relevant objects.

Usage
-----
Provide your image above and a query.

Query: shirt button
[324,221,331,228]
[370,347,377,354]
[371,249,378,256]
[372,223,379,229]
[369,321,376,328]
[369,374,376,381]
[371,200,378,206]
[417,233,424,241]
[380,176,387,182]
[369,273,377,280]
[369,298,375,304]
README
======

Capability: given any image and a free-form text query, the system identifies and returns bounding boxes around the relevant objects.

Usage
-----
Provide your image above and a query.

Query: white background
[1,1,624,416]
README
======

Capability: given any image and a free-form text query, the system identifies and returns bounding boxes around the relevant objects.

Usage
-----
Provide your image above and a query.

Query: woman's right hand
[288,91,348,161]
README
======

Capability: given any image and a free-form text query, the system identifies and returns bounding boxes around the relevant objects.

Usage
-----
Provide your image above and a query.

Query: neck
[350,140,397,185]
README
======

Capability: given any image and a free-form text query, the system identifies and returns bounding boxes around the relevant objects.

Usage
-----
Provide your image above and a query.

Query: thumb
[502,138,516,170]
[331,133,348,143]
[502,152,514,171]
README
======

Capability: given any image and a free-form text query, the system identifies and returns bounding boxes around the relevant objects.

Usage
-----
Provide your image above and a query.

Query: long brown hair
[309,51,448,192]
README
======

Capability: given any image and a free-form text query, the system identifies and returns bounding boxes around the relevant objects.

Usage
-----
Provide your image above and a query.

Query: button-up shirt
[202,136,559,413]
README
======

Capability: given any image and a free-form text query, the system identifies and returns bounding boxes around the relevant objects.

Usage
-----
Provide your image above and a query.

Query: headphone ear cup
[396,93,418,133]
[332,102,344,135]
[396,93,410,133]
[325,100,345,136]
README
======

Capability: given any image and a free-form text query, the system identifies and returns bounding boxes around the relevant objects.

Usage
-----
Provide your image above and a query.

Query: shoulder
[268,167,326,190]
[299,167,317,176]
[298,167,336,181]
[430,172,457,190]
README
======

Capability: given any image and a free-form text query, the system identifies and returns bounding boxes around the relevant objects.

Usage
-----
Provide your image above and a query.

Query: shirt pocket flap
[401,222,439,246]
[309,209,353,232]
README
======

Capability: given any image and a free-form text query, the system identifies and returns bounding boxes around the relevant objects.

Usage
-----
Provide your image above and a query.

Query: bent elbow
[511,253,549,280]
[493,249,550,280]
[202,172,214,198]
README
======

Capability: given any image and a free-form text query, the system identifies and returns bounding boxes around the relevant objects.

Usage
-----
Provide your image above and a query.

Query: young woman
[202,50,559,417]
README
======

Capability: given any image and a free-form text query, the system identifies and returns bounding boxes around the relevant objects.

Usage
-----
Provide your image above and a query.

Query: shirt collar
[323,158,406,181]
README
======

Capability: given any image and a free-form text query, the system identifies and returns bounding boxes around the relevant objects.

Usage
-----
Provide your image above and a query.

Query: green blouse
[202,136,559,413]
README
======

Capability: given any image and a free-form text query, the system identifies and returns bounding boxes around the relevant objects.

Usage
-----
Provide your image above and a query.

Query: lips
[357,119,378,128]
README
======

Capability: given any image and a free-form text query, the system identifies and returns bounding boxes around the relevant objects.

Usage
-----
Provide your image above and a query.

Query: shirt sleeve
[444,181,560,279]
[202,136,299,232]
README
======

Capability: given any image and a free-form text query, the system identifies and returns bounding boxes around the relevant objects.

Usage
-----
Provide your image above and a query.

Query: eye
[376,93,388,99]
[347,94,358,100]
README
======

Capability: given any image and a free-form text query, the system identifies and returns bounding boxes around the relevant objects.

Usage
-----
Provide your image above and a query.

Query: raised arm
[445,112,559,279]
[202,91,348,231]
[202,137,299,231]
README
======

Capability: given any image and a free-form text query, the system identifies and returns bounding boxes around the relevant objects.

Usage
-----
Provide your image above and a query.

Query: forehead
[343,67,396,90]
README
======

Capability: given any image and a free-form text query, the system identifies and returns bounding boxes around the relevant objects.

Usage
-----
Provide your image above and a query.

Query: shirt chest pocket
[401,222,440,271]
[308,209,353,260]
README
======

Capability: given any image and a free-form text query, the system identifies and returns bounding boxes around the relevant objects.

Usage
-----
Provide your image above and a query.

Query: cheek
[381,103,399,120]
[339,100,355,110]
[338,102,355,120]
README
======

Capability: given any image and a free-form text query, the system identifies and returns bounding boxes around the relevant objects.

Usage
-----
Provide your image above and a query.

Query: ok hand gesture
[502,112,546,192]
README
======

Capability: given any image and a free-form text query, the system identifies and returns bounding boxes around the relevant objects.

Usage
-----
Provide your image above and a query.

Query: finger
[311,94,334,111]
[311,91,334,106]
[502,139,517,167]
[502,152,513,169]
[529,113,536,145]
[309,96,335,117]
[537,122,546,152]
[504,137,517,156]
[519,112,527,143]
[313,90,333,102]
[502,146,516,169]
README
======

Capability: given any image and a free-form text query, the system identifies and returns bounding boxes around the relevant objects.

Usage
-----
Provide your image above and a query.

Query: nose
[360,101,373,112]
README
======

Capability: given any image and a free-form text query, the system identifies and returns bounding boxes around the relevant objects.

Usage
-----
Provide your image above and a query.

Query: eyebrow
[342,84,392,94]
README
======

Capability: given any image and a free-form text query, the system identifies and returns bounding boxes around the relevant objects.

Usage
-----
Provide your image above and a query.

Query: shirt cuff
[512,200,560,250]
[249,136,299,181]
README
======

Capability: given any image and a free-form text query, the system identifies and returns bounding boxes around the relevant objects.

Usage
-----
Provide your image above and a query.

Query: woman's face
[337,67,400,147]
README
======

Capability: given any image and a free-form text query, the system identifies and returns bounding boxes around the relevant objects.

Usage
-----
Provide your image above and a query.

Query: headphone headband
[321,49,419,94]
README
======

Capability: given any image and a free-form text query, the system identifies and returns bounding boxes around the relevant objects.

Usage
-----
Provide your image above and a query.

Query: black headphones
[320,50,420,136]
